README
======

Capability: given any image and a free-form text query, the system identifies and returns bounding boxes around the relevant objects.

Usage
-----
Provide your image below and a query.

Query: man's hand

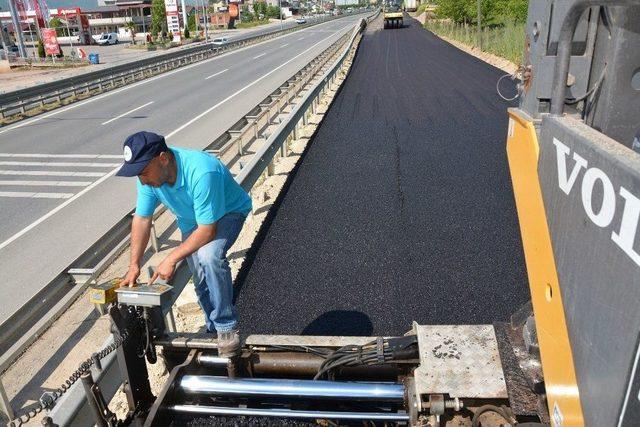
[121,264,141,287]
[150,256,177,284]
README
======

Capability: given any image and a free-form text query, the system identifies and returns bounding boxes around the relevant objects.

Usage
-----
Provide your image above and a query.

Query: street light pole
[180,0,187,36]
[63,11,73,54]
[202,0,208,41]
[279,0,283,31]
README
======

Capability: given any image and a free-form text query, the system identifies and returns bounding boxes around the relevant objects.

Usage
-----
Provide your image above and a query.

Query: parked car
[96,33,118,45]
[295,17,307,24]
[212,37,228,46]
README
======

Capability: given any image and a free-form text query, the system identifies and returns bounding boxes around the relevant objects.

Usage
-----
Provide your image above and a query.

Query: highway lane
[0,14,367,324]
[235,16,530,336]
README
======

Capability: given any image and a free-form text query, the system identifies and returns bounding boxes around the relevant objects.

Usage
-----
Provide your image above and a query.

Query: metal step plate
[413,323,507,399]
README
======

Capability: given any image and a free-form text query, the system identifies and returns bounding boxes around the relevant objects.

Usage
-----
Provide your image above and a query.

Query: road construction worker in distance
[117,131,252,357]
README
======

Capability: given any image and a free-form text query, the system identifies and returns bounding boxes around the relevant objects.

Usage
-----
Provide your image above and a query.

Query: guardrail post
[237,139,244,157]
[0,379,15,420]
[150,220,159,253]
[164,309,177,333]
[292,122,300,141]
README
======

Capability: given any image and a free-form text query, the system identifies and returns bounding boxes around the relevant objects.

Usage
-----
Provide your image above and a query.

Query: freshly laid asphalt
[235,16,529,336]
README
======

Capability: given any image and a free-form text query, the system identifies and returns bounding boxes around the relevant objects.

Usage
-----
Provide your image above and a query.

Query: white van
[96,33,118,45]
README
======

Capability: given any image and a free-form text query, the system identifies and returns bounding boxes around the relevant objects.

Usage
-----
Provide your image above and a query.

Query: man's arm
[121,215,153,286]
[150,223,216,283]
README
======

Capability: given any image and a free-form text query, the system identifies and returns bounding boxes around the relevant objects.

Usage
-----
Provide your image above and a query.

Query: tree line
[433,0,528,25]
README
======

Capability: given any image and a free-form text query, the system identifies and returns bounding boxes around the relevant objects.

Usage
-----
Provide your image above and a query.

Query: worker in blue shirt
[117,131,252,356]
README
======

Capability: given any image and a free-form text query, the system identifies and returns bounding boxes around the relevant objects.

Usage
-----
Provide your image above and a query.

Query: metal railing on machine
[0,10,372,124]
[1,11,377,426]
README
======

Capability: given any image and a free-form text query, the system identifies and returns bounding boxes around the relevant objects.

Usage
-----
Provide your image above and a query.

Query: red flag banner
[42,28,60,56]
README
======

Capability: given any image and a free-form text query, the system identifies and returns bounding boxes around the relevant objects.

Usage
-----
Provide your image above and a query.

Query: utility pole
[279,0,283,31]
[203,0,208,41]
[7,0,27,58]
[142,6,147,43]
[180,0,187,35]
[63,11,73,54]
[476,0,482,50]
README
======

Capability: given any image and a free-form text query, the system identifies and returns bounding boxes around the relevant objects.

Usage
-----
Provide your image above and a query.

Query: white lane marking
[0,180,91,187]
[0,18,351,136]
[0,191,74,199]
[253,53,266,59]
[281,43,289,47]
[166,31,343,139]
[205,69,229,80]
[0,153,121,159]
[0,170,105,177]
[298,37,305,40]
[0,25,353,252]
[0,161,120,168]
[101,101,154,125]
[0,167,118,250]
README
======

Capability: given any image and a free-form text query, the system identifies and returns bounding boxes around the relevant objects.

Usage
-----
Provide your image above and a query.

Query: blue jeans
[183,212,246,333]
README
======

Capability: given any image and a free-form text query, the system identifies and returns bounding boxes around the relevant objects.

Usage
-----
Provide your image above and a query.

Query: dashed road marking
[0,161,121,168]
[101,101,154,125]
[0,170,106,177]
[0,180,91,187]
[205,69,229,80]
[0,153,121,159]
[0,191,74,199]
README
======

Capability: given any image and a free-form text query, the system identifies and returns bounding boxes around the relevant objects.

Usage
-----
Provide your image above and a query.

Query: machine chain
[8,314,145,427]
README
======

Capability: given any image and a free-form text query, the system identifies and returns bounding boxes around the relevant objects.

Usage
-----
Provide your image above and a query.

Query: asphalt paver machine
[77,1,640,426]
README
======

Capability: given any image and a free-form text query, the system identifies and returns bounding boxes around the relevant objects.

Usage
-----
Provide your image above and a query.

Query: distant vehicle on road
[295,17,307,24]
[404,0,418,12]
[383,0,403,29]
[212,37,228,46]
[96,33,118,45]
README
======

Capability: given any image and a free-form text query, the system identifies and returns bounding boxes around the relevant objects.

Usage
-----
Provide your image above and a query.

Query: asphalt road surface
[0,14,367,325]
[235,16,529,337]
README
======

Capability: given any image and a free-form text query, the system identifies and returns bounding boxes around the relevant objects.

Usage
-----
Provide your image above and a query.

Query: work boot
[217,328,240,358]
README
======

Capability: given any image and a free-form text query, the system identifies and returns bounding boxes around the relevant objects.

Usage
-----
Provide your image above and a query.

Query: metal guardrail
[0,11,371,123]
[1,11,377,424]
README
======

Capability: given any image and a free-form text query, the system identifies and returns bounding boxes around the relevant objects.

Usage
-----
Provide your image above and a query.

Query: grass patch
[424,20,524,65]
[235,19,271,29]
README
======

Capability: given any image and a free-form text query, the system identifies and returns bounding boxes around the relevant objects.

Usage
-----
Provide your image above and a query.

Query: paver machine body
[506,0,640,425]
[383,0,404,28]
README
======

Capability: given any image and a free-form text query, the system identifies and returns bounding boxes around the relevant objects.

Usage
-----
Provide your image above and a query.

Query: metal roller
[179,375,405,401]
[169,404,411,421]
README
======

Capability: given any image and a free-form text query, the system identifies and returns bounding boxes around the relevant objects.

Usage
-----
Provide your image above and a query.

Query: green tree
[184,26,190,38]
[124,20,137,44]
[495,0,528,23]
[48,17,65,37]
[187,14,196,31]
[254,1,268,18]
[36,39,45,58]
[436,0,529,25]
[266,5,281,19]
[151,0,166,39]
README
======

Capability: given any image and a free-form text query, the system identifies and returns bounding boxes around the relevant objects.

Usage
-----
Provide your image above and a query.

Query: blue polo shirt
[135,147,252,233]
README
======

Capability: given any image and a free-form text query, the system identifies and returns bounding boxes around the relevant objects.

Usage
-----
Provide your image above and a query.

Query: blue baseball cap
[116,131,169,177]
